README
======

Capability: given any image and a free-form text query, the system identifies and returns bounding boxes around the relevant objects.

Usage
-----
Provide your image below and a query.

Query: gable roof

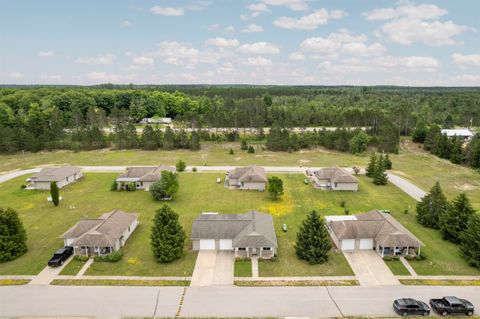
[327,210,423,248]
[60,210,137,247]
[314,166,358,183]
[441,128,473,138]
[117,165,176,182]
[191,211,277,248]
[31,165,81,182]
[229,166,267,183]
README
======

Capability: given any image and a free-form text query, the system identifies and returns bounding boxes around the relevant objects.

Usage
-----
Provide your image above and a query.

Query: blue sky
[1,0,479,85]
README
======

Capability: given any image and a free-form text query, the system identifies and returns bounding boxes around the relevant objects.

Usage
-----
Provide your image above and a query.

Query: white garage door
[359,238,374,250]
[341,239,356,251]
[199,239,216,250]
[219,239,233,250]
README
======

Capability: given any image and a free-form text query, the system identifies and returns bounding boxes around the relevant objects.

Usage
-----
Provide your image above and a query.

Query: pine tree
[50,181,60,206]
[150,205,185,263]
[450,137,465,164]
[460,214,480,269]
[384,153,392,169]
[373,154,388,185]
[295,211,332,264]
[366,152,376,177]
[190,131,201,151]
[240,139,248,150]
[0,207,28,262]
[140,125,158,150]
[416,182,448,229]
[439,193,475,244]
[176,160,186,172]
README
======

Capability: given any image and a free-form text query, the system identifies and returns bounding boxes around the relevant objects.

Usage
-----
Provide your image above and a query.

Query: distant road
[0,165,425,201]
[1,284,479,317]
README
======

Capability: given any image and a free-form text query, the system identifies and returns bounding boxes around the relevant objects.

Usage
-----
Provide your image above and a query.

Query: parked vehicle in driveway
[430,296,474,316]
[393,298,430,316]
[47,247,73,267]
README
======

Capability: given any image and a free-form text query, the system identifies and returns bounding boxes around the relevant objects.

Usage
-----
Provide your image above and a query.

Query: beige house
[309,166,359,191]
[28,165,82,190]
[61,210,138,256]
[226,166,267,191]
[191,211,277,259]
[325,210,423,256]
[116,165,176,191]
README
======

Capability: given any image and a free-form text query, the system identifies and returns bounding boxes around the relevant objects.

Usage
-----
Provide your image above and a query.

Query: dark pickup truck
[47,247,73,267]
[430,296,475,316]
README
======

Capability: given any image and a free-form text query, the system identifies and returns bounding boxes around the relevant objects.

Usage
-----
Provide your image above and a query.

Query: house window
[128,226,131,232]
[262,247,271,250]
[334,182,338,187]
[238,247,246,251]
[66,177,69,182]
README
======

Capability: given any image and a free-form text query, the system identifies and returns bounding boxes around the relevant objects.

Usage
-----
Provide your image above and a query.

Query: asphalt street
[1,285,480,317]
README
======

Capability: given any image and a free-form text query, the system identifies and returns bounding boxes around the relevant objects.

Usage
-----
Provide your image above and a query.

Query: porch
[74,246,114,257]
[378,245,420,257]
[234,247,275,259]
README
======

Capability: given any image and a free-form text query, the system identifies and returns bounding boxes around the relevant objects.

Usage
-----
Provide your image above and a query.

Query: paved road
[388,172,427,201]
[1,285,479,317]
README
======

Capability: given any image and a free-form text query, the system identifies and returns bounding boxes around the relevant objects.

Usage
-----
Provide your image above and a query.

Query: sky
[1,0,480,86]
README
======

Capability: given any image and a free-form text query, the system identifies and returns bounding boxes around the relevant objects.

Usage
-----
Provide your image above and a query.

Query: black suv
[394,298,430,316]
[47,247,73,267]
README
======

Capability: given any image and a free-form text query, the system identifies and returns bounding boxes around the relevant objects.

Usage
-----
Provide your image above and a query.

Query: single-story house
[139,117,172,124]
[325,210,423,256]
[226,166,267,191]
[309,166,359,191]
[441,128,474,142]
[27,165,82,190]
[116,165,176,191]
[191,211,278,259]
[60,209,138,256]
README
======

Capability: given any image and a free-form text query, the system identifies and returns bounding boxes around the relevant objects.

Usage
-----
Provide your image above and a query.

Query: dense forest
[0,85,479,156]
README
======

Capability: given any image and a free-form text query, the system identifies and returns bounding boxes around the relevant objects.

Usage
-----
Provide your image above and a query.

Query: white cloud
[225,25,235,34]
[341,42,386,57]
[75,54,115,65]
[364,3,472,46]
[38,51,54,57]
[248,3,270,12]
[238,42,280,54]
[241,24,264,33]
[205,37,239,47]
[273,9,346,30]
[244,56,273,67]
[300,29,385,57]
[86,72,136,83]
[451,74,480,84]
[150,6,184,16]
[133,56,154,65]
[9,72,23,79]
[261,0,309,11]
[40,74,62,81]
[288,52,305,60]
[207,24,235,34]
[452,53,480,68]
[241,11,261,21]
[122,20,131,27]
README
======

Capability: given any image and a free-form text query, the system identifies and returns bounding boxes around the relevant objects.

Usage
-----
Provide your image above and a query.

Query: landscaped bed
[0,171,478,277]
[234,279,359,287]
[0,279,30,285]
[400,279,480,286]
[51,279,190,286]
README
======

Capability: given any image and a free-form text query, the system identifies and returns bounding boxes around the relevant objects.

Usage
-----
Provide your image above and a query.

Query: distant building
[308,166,359,192]
[225,166,267,191]
[441,128,474,142]
[139,117,172,124]
[115,165,176,191]
[27,166,82,190]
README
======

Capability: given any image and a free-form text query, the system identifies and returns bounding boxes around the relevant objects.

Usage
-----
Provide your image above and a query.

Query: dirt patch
[454,182,479,191]
[400,138,428,154]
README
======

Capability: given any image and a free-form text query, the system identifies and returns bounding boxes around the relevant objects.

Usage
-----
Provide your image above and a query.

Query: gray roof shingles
[191,211,277,248]
[117,165,176,182]
[31,165,81,182]
[229,166,267,183]
[314,166,358,183]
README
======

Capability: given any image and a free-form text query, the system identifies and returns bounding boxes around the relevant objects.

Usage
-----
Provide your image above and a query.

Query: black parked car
[393,298,430,316]
[47,247,73,267]
[430,296,474,316]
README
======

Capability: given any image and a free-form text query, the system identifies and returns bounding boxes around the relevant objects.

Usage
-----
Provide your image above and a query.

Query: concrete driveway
[190,250,234,287]
[29,255,73,285]
[343,251,399,286]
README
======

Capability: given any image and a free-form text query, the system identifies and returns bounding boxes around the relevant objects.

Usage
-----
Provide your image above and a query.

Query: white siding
[332,182,358,191]
[241,182,266,191]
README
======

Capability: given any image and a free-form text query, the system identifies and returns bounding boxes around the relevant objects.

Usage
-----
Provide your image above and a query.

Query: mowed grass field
[0,171,477,277]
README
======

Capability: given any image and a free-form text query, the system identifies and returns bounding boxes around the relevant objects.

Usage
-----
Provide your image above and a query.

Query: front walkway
[399,256,418,276]
[343,251,399,286]
[190,251,234,287]
[29,256,73,285]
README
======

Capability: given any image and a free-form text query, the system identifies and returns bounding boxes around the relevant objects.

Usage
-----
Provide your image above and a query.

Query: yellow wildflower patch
[127,258,140,265]
[260,193,294,216]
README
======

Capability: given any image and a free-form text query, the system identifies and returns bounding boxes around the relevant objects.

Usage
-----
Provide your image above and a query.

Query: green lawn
[234,259,252,277]
[0,171,478,277]
[59,258,87,276]
[384,259,411,276]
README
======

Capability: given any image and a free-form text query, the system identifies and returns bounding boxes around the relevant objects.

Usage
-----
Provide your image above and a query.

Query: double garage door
[340,238,374,251]
[199,239,233,250]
